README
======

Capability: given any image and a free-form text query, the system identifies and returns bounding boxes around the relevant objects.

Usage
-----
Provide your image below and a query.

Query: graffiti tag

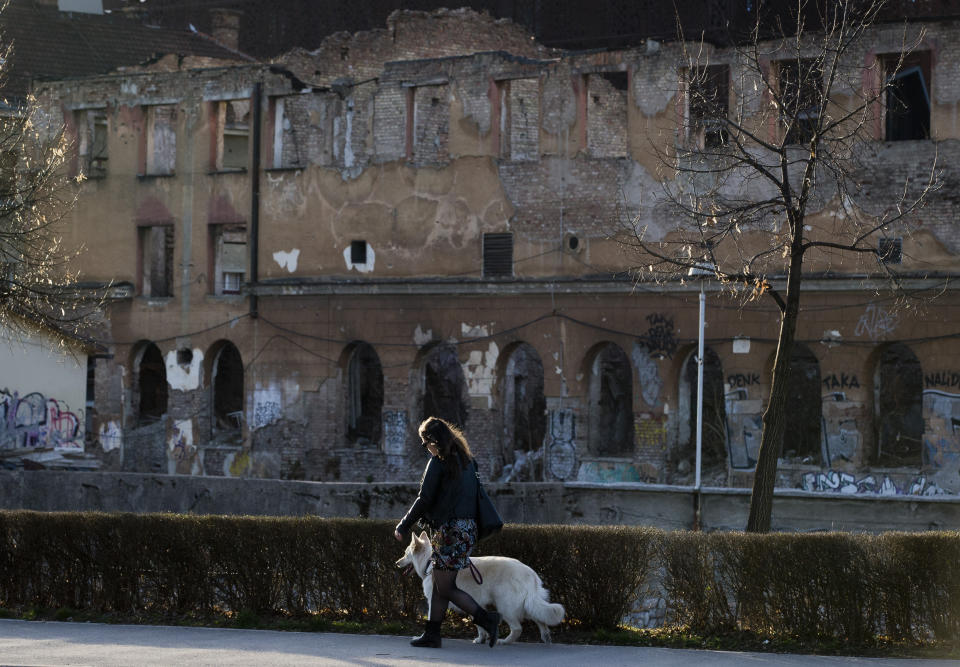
[382,409,408,455]
[822,373,860,390]
[925,371,960,389]
[642,313,677,360]
[727,373,760,388]
[547,409,576,480]
[801,470,948,496]
[854,303,898,340]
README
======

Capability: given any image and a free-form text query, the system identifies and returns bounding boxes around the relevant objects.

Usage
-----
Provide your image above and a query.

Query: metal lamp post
[687,262,713,530]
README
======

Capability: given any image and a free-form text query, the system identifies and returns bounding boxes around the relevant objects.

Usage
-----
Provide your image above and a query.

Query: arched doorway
[501,342,546,479]
[209,341,244,435]
[874,342,923,465]
[682,346,727,467]
[135,342,167,425]
[345,341,383,445]
[783,343,821,461]
[421,343,468,428]
[587,342,633,457]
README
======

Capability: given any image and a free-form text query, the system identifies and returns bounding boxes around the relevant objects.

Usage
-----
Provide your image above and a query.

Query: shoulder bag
[474,464,503,540]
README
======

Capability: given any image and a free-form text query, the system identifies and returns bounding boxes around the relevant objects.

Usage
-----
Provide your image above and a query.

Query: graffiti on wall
[0,389,83,451]
[634,415,667,450]
[923,389,960,470]
[801,470,946,496]
[546,408,576,480]
[382,409,408,455]
[854,303,898,340]
[252,385,282,430]
[641,313,677,360]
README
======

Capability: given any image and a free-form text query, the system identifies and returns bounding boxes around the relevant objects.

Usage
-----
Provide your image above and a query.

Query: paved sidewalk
[0,619,957,666]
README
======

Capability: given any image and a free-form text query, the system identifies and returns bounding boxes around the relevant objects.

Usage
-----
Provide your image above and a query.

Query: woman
[394,416,501,649]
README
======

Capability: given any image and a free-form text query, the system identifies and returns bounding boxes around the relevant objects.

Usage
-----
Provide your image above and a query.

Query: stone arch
[133,341,167,426]
[679,345,727,468]
[207,340,244,435]
[783,343,822,461]
[420,342,468,428]
[343,341,384,445]
[873,342,923,465]
[586,342,633,457]
[497,341,546,479]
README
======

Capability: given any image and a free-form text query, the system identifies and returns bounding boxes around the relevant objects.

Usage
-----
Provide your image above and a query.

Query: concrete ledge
[1,470,957,532]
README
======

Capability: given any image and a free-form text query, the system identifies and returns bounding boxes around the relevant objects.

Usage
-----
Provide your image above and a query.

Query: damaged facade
[17,7,960,496]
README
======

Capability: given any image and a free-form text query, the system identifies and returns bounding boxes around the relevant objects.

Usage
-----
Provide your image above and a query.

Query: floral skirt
[430,518,477,571]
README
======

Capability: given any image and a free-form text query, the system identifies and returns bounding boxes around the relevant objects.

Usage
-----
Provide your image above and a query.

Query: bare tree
[620,0,942,532]
[0,23,100,344]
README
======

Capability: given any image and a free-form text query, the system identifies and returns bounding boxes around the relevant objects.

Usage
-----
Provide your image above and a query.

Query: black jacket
[396,455,478,536]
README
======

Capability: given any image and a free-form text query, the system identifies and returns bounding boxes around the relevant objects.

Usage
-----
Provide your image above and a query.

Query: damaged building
[13,4,960,499]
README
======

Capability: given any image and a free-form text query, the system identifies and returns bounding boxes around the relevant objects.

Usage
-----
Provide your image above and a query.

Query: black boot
[410,620,442,648]
[473,607,501,647]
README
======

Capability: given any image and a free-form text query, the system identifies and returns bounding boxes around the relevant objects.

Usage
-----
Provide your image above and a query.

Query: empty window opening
[502,343,546,480]
[422,344,468,428]
[875,342,923,466]
[346,342,383,445]
[75,108,108,178]
[689,64,729,148]
[879,237,902,265]
[683,346,727,467]
[213,225,246,295]
[483,232,513,278]
[588,343,634,457]
[215,99,250,171]
[137,343,168,425]
[598,71,629,92]
[212,341,244,434]
[139,225,174,297]
[350,240,367,265]
[779,58,823,145]
[884,52,931,141]
[782,344,821,462]
[177,348,193,366]
[145,104,177,176]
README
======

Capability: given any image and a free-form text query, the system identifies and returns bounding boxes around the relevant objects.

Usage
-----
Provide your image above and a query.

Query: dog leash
[467,558,483,585]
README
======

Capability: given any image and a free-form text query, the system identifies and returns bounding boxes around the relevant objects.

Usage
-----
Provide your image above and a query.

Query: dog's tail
[525,579,566,627]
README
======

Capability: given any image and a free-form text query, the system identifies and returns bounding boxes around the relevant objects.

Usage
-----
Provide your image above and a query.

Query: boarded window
[215,99,250,171]
[137,342,167,425]
[689,65,729,148]
[482,232,513,277]
[75,108,108,178]
[502,343,546,479]
[422,343,468,428]
[139,225,174,297]
[588,343,634,457]
[145,104,177,175]
[782,343,822,461]
[779,58,822,145]
[684,346,728,467]
[213,225,246,295]
[346,341,383,445]
[884,52,931,141]
[212,341,243,433]
[875,342,923,465]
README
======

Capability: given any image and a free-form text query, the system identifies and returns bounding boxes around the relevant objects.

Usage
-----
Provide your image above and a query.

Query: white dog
[396,530,565,644]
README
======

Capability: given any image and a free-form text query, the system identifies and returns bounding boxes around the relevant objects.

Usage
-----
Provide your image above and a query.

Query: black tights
[429,567,480,622]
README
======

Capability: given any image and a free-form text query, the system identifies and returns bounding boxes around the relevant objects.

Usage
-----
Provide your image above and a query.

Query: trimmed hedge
[0,511,957,641]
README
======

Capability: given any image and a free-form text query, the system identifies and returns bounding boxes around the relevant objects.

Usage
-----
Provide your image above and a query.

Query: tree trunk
[746,247,804,533]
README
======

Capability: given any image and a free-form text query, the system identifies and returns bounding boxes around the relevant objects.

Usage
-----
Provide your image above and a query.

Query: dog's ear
[417,530,429,543]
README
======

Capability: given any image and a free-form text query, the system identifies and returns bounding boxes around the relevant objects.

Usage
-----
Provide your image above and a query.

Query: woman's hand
[394,529,403,542]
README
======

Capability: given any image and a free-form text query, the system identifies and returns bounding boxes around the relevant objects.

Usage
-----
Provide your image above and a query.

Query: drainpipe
[249,81,262,318]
